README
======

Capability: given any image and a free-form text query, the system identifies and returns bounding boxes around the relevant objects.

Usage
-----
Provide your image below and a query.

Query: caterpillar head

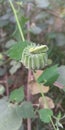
[29,45,48,54]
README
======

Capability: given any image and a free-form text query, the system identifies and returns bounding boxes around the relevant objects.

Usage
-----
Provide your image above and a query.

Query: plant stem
[9,0,25,42]
[40,84,48,108]
[27,70,31,101]
[26,3,31,41]
[27,70,32,130]
[50,117,56,130]
[32,71,48,108]
[26,3,32,130]
[27,118,31,130]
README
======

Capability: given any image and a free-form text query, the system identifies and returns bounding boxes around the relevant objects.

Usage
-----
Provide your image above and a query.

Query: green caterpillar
[21,44,48,70]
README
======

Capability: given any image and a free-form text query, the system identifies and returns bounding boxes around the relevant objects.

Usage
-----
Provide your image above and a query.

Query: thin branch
[26,3,32,130]
[26,3,31,41]
[27,118,31,130]
[27,70,32,130]
[9,0,25,42]
[27,70,31,101]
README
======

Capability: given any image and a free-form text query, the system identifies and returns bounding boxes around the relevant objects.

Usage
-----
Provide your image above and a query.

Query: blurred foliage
[0,1,65,130]
[0,0,65,65]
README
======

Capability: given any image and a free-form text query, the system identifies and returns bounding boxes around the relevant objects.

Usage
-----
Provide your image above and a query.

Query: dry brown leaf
[29,81,49,95]
[54,81,64,89]
[39,96,55,109]
[34,70,43,80]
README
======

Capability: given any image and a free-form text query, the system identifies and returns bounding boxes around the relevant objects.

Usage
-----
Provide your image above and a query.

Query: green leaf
[21,0,33,3]
[35,0,49,8]
[9,61,21,74]
[5,40,17,49]
[10,87,24,103]
[38,108,53,123]
[0,0,4,4]
[16,101,34,118]
[0,15,9,27]
[20,16,28,27]
[56,33,65,47]
[30,25,42,35]
[37,65,59,85]
[0,20,9,27]
[9,63,21,74]
[6,41,29,60]
[0,67,6,76]
[47,32,56,39]
[35,12,49,20]
[0,97,22,130]
[0,85,5,95]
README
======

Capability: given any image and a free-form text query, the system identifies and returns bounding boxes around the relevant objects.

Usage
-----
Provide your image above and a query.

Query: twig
[27,70,31,101]
[27,118,31,130]
[27,70,32,130]
[26,3,32,130]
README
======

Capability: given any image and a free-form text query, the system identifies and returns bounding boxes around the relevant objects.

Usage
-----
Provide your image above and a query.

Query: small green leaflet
[6,41,30,61]
[9,87,24,103]
[37,65,59,85]
[16,101,35,118]
[38,108,53,123]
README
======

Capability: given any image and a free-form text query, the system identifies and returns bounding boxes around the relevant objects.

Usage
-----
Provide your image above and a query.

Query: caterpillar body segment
[21,44,48,70]
[39,54,44,68]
